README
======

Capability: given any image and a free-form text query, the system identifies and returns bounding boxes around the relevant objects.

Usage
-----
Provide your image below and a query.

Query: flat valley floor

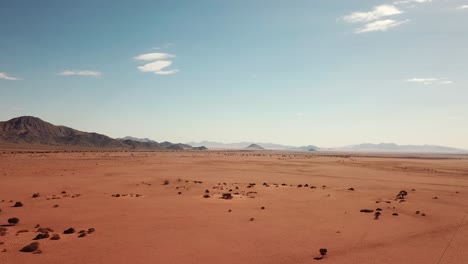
[0,151,467,264]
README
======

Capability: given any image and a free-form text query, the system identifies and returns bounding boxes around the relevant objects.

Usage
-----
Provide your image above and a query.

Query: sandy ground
[0,150,467,264]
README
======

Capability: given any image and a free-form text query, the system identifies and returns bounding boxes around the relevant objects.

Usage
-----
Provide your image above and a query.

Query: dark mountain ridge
[0,116,204,150]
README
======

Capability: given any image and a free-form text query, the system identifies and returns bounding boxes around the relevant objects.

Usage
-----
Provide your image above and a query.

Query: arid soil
[0,151,467,264]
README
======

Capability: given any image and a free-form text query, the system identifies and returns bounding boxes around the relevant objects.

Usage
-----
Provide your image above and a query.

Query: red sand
[0,151,467,264]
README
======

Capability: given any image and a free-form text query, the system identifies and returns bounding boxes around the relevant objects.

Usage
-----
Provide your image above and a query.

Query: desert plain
[0,150,467,264]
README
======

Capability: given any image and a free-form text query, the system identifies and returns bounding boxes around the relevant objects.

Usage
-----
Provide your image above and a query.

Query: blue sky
[1,0,468,148]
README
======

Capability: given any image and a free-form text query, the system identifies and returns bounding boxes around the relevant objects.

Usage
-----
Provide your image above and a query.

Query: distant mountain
[0,116,206,151]
[245,144,265,150]
[188,141,318,151]
[334,143,467,154]
[117,136,156,143]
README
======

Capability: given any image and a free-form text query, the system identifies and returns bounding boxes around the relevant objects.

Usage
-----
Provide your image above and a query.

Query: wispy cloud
[134,53,175,61]
[342,1,430,33]
[357,19,409,33]
[0,72,21,80]
[58,70,101,77]
[135,52,178,75]
[457,5,468,10]
[405,78,454,85]
[343,5,403,23]
[394,0,432,5]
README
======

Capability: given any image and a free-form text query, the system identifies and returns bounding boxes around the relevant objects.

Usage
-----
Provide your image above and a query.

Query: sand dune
[0,151,467,264]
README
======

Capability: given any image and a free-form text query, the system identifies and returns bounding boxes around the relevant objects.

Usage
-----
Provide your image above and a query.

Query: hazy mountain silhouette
[117,136,156,143]
[245,144,265,150]
[188,141,318,151]
[334,143,467,154]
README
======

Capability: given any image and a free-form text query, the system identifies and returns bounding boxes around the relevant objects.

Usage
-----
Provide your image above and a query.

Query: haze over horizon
[1,1,468,149]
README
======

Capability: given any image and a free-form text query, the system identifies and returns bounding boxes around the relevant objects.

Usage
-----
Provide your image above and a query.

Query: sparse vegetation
[32,193,40,198]
[396,190,408,200]
[221,193,233,200]
[13,201,23,207]
[374,212,381,220]
[360,209,374,213]
[320,248,328,258]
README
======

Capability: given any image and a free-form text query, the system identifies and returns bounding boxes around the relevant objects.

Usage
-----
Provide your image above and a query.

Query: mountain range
[1,116,465,153]
[187,141,319,151]
[0,116,204,150]
[188,141,467,154]
[333,143,467,154]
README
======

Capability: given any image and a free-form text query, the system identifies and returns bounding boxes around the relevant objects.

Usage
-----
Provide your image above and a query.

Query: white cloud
[457,5,468,10]
[356,19,409,33]
[440,80,454,85]
[0,72,21,80]
[405,78,453,85]
[134,51,178,75]
[137,60,178,75]
[134,52,175,61]
[343,5,403,23]
[58,70,101,77]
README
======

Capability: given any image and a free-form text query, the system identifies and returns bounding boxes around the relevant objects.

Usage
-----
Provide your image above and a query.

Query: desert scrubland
[0,150,467,264]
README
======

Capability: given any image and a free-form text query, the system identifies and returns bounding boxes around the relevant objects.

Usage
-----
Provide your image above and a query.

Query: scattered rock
[63,228,75,234]
[37,227,53,233]
[50,234,61,240]
[13,202,23,207]
[33,232,50,240]
[8,217,20,225]
[20,242,39,253]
